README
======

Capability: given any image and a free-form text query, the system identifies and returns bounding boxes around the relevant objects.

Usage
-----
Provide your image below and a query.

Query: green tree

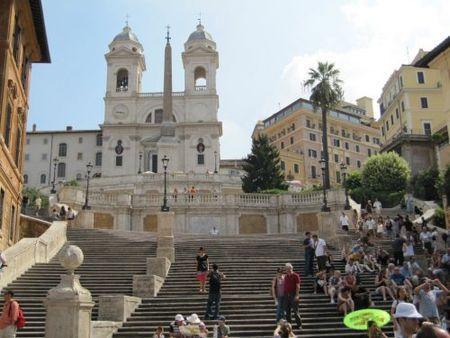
[362,152,411,193]
[242,134,287,193]
[411,167,440,201]
[344,171,362,191]
[438,164,450,200]
[304,62,344,189]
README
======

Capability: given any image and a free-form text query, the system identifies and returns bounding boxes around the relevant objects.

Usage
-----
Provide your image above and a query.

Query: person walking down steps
[205,263,226,320]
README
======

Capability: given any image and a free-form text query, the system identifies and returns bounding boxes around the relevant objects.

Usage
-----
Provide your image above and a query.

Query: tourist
[184,313,202,337]
[392,234,405,266]
[376,216,385,238]
[404,215,413,233]
[337,286,354,316]
[339,212,349,232]
[212,316,230,338]
[367,320,388,338]
[327,270,342,304]
[59,206,66,220]
[169,314,186,337]
[313,270,327,295]
[414,278,448,323]
[375,270,394,302]
[385,216,393,238]
[198,321,209,338]
[34,196,42,216]
[366,216,376,237]
[376,247,390,267]
[366,200,373,215]
[312,234,327,271]
[172,188,178,202]
[273,319,296,338]
[391,287,412,337]
[403,237,415,260]
[351,209,358,230]
[345,259,358,275]
[283,263,302,329]
[303,232,314,276]
[393,302,422,338]
[67,207,75,221]
[0,290,19,337]
[210,227,219,236]
[153,326,165,338]
[420,226,433,256]
[271,267,285,322]
[51,209,59,221]
[205,263,225,320]
[390,266,412,294]
[0,251,7,272]
[416,322,450,338]
[196,247,209,293]
[343,272,358,293]
[373,198,382,216]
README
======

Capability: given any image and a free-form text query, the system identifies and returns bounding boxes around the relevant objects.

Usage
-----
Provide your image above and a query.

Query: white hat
[285,263,293,269]
[394,303,423,319]
[175,314,185,321]
[187,313,201,324]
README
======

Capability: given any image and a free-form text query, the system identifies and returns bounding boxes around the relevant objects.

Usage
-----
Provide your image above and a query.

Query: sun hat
[187,313,201,324]
[175,314,185,322]
[285,263,293,269]
[394,303,423,319]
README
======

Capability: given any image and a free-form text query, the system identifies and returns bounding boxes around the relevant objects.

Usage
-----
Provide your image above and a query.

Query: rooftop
[415,36,450,67]
[29,0,51,63]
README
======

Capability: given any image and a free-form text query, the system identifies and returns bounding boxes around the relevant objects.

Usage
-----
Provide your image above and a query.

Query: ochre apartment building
[0,0,50,249]
[254,97,380,187]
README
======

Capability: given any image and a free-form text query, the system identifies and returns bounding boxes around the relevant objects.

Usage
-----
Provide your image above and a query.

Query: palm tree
[304,62,344,189]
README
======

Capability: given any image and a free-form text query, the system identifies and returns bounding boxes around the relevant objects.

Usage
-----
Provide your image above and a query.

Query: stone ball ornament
[59,245,84,274]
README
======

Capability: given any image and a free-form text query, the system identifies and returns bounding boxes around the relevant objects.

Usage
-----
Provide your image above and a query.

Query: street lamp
[138,152,143,174]
[214,151,218,174]
[161,155,170,212]
[50,157,59,194]
[340,162,351,210]
[319,157,330,212]
[82,162,93,210]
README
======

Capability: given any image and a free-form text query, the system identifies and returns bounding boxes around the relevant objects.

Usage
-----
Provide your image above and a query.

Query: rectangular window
[77,152,83,160]
[391,115,394,125]
[355,145,360,153]
[309,133,316,141]
[280,142,284,149]
[333,139,340,147]
[294,163,299,174]
[308,149,317,158]
[334,154,339,163]
[42,153,47,160]
[417,71,425,84]
[4,104,12,147]
[40,174,46,184]
[96,134,103,146]
[10,205,16,241]
[368,148,372,156]
[290,136,294,145]
[311,165,317,179]
[197,154,205,165]
[423,122,432,136]
[396,108,399,119]
[95,152,102,166]
[12,17,21,64]
[57,162,66,177]
[382,126,385,136]
[78,137,83,144]
[386,121,389,131]
[14,127,21,166]
[306,119,311,128]
[344,142,349,150]
[365,135,369,142]
[420,97,428,108]
[399,76,403,88]
[280,161,285,171]
[115,156,123,166]
[401,101,405,112]
[0,189,4,229]
[155,109,163,124]
[357,160,361,168]
[336,171,341,184]
[346,157,350,165]
[21,55,29,92]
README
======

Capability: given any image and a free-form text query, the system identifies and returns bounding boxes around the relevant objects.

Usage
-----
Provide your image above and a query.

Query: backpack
[9,302,25,329]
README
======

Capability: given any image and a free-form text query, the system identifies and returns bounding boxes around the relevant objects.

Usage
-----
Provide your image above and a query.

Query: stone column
[44,245,95,338]
[156,211,175,263]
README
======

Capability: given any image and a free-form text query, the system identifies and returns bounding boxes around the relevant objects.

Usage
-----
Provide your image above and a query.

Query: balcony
[194,85,207,91]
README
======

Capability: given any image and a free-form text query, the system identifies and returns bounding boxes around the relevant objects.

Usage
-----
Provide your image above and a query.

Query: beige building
[254,97,380,187]
[0,0,50,249]
[378,36,450,175]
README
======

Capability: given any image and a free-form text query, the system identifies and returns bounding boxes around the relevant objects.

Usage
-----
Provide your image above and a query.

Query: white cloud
[281,0,450,119]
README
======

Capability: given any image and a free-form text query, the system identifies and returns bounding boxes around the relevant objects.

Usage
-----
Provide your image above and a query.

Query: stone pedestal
[156,212,175,262]
[133,274,164,298]
[44,245,94,338]
[76,210,94,229]
[147,257,171,278]
[98,295,141,322]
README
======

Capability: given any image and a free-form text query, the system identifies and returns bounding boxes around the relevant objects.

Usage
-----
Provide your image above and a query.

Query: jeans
[0,325,16,338]
[205,292,221,319]
[304,251,314,276]
[317,255,327,271]
[276,296,285,322]
[284,292,302,328]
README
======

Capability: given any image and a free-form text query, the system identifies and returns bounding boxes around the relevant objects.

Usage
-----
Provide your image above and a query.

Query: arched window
[145,113,152,123]
[194,66,206,90]
[40,174,46,184]
[116,69,128,92]
[23,174,28,184]
[95,152,102,166]
[57,162,66,177]
[58,143,67,157]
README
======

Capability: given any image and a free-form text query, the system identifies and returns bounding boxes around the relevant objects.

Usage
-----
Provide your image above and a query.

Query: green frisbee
[343,308,391,330]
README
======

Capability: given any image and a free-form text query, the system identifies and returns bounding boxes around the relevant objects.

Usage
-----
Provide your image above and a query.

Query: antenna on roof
[197,12,202,25]
[125,14,130,27]
[166,25,171,43]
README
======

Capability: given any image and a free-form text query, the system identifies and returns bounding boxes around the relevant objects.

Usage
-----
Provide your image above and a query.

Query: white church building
[24,23,242,192]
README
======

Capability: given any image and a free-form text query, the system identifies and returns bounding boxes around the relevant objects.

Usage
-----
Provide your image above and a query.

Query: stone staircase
[113,235,394,338]
[4,228,156,338]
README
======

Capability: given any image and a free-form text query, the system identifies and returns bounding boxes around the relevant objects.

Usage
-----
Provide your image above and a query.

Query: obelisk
[161,25,175,137]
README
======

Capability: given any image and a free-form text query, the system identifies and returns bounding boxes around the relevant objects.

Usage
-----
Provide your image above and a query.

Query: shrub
[411,167,440,201]
[433,207,446,228]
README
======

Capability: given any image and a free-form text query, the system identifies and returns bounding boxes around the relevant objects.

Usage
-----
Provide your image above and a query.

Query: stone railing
[1,221,67,289]
[137,91,185,97]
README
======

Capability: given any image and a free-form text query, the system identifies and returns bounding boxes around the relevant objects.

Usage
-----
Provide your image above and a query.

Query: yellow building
[254,97,381,188]
[0,0,50,249]
[378,36,450,175]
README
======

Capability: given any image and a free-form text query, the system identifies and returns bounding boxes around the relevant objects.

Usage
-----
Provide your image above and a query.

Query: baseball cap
[394,303,423,319]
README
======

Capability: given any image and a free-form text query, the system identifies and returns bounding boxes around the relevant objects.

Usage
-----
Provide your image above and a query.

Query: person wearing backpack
[204,263,226,320]
[0,290,21,337]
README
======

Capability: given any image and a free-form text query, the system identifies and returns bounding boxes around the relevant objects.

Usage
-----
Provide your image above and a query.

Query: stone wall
[296,213,319,233]
[94,213,114,229]
[239,214,267,234]
[19,215,52,238]
[143,214,158,232]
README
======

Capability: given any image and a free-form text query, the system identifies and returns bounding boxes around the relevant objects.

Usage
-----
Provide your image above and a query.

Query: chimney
[66,126,73,131]
[32,124,36,132]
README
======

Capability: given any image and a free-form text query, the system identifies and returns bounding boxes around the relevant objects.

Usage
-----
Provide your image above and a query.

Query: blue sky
[29,0,449,159]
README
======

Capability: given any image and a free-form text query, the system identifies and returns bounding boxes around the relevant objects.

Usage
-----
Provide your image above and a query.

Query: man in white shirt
[339,212,350,232]
[420,226,433,255]
[373,198,382,216]
[210,226,219,236]
[312,234,327,271]
[365,216,376,235]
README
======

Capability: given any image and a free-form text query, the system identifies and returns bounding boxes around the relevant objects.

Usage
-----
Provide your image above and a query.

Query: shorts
[196,271,207,282]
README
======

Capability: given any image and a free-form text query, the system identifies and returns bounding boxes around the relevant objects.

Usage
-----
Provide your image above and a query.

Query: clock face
[112,104,129,120]
[113,110,127,119]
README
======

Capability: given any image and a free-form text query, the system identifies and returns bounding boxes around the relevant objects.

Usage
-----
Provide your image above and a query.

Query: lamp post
[319,157,330,212]
[138,152,143,174]
[161,155,170,212]
[340,162,351,210]
[82,162,93,210]
[214,151,218,174]
[50,157,59,194]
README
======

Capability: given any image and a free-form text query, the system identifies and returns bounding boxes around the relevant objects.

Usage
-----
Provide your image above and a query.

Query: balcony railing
[194,85,207,91]
[138,91,185,97]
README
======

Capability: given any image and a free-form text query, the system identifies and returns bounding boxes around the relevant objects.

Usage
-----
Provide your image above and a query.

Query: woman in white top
[403,238,415,259]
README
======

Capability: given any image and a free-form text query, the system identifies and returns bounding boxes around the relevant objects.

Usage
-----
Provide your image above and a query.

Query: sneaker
[330,299,335,304]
